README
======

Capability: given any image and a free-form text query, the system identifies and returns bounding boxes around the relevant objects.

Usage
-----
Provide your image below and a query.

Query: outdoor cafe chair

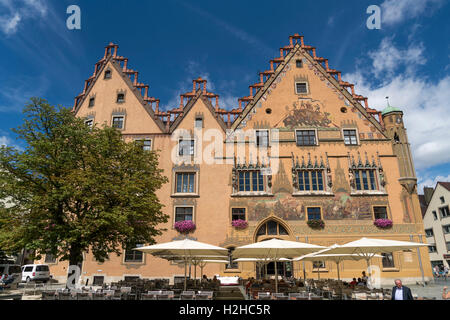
[180,291,196,300]
[272,293,288,300]
[76,292,91,300]
[42,291,57,300]
[352,293,368,300]
[257,292,272,300]
[141,293,157,300]
[196,291,213,300]
[58,291,72,300]
[92,292,106,300]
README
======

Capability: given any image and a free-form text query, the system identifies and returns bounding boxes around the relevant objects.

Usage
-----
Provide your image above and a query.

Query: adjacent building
[422,182,450,269]
[42,34,432,286]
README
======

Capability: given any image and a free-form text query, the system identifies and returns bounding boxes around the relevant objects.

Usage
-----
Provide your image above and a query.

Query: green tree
[0,98,168,267]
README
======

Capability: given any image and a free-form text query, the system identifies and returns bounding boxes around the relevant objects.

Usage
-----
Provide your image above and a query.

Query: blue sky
[0,0,449,192]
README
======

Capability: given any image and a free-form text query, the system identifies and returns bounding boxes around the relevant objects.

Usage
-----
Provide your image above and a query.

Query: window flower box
[231,219,248,230]
[374,219,393,229]
[307,219,325,230]
[174,220,196,234]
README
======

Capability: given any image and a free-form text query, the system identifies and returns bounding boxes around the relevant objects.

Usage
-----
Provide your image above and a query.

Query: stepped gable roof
[231,34,385,135]
[73,35,387,135]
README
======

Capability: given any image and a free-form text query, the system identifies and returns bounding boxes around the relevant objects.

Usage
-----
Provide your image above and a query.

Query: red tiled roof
[438,182,450,191]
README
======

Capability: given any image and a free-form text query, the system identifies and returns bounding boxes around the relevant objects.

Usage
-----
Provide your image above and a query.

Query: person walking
[391,279,414,300]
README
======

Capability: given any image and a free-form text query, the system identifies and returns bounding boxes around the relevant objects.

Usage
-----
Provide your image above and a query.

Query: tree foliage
[0,98,168,265]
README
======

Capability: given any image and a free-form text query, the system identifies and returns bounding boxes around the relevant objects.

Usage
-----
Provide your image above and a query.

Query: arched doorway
[254,219,293,279]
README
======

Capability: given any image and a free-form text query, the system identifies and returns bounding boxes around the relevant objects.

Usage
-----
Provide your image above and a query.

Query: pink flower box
[374,219,393,229]
[174,220,196,234]
[231,219,248,230]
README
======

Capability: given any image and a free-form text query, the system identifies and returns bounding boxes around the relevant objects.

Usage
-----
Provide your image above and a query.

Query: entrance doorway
[257,261,293,279]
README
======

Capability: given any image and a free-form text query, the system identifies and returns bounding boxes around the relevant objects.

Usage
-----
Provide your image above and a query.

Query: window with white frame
[179,139,195,156]
[381,253,395,268]
[195,117,203,129]
[112,116,124,129]
[373,206,388,220]
[116,93,125,103]
[124,244,143,263]
[175,172,196,194]
[238,170,265,192]
[231,208,246,221]
[104,70,112,79]
[443,225,450,234]
[428,245,437,253]
[295,82,308,94]
[297,170,324,191]
[135,139,152,151]
[88,97,95,108]
[439,206,450,218]
[425,228,434,237]
[255,130,269,147]
[343,129,358,145]
[307,207,322,221]
[85,119,94,128]
[354,169,378,191]
[175,207,193,222]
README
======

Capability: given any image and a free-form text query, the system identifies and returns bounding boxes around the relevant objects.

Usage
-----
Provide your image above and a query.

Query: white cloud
[162,60,239,112]
[0,136,11,147]
[345,72,450,171]
[0,0,47,36]
[381,0,444,25]
[368,37,426,79]
[418,174,450,193]
[344,35,450,174]
[0,12,21,35]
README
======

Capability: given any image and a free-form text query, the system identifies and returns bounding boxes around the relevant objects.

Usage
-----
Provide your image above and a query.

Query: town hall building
[43,34,432,286]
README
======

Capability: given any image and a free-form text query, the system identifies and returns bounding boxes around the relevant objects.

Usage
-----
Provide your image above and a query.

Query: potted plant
[307,219,325,230]
[374,219,393,229]
[174,220,196,234]
[231,219,248,230]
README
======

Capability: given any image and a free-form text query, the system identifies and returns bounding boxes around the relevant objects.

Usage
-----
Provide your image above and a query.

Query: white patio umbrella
[295,245,383,281]
[233,239,325,292]
[135,239,228,291]
[321,238,428,285]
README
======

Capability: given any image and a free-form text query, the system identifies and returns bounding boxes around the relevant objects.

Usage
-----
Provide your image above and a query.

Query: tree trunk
[67,244,83,288]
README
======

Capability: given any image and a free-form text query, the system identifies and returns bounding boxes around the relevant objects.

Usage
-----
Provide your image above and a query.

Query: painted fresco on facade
[280,100,333,128]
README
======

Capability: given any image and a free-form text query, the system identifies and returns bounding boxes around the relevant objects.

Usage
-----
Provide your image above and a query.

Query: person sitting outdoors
[361,271,369,285]
[201,275,209,283]
[356,278,365,287]
[349,278,357,289]
[212,276,220,285]
[262,279,271,290]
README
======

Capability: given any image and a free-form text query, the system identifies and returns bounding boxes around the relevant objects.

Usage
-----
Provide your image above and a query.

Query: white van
[0,264,22,283]
[21,264,51,283]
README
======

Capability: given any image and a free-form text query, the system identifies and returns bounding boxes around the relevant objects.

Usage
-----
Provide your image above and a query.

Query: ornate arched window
[256,220,288,237]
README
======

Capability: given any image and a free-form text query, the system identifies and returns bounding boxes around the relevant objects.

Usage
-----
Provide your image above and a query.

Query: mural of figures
[245,192,305,221]
[281,100,333,128]
[322,192,373,220]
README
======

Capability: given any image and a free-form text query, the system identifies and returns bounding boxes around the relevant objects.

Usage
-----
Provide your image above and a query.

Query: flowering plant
[374,219,393,229]
[307,219,325,230]
[231,219,248,230]
[174,220,196,234]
